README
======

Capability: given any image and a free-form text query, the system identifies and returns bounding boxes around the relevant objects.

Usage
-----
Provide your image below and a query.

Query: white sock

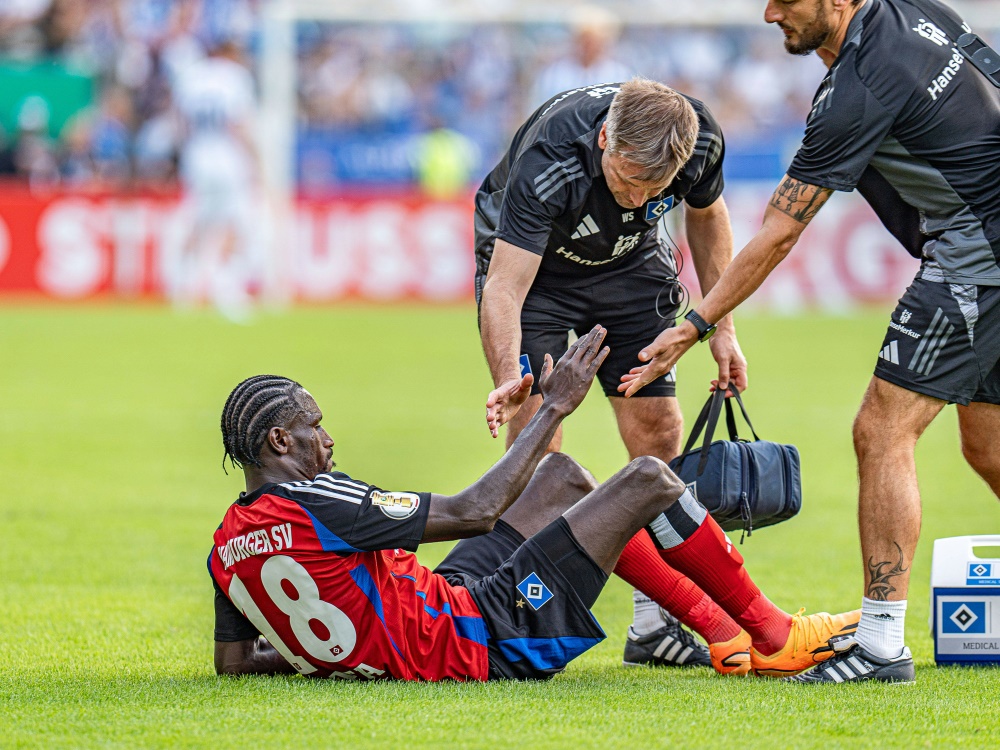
[854,597,907,659]
[631,591,667,635]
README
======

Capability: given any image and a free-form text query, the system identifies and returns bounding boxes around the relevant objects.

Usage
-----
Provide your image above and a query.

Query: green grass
[2,304,999,748]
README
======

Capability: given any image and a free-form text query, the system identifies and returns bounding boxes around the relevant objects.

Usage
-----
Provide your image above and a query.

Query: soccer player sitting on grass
[210,327,858,681]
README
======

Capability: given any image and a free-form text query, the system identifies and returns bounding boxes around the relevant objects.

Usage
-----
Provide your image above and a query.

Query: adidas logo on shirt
[879,340,900,365]
[571,214,600,239]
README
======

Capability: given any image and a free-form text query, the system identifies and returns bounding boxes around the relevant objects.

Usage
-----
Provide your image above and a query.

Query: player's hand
[707,327,748,395]
[618,324,698,398]
[537,325,609,416]
[486,375,534,439]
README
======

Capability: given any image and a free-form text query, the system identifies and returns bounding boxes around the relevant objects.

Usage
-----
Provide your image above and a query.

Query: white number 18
[227,555,358,674]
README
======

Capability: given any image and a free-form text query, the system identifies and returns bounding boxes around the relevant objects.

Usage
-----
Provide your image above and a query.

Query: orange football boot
[709,630,752,676]
[750,608,861,678]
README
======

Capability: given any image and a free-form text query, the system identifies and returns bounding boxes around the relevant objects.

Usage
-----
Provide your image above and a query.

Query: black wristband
[685,310,717,342]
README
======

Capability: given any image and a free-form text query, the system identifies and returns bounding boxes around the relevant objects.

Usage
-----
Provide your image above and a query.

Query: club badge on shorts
[517,572,553,610]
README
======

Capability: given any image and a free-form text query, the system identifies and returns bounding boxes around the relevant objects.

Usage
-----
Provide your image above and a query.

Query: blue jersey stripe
[349,565,406,660]
[453,615,489,647]
[301,507,361,554]
[497,636,603,671]
[412,589,487,647]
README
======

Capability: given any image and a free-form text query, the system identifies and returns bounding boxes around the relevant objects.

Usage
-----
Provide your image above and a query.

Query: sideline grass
[2,304,999,748]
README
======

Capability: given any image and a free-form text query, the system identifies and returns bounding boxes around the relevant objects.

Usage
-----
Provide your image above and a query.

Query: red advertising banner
[0,183,918,308]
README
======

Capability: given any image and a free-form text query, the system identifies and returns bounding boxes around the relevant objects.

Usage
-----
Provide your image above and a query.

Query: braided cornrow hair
[221,375,305,471]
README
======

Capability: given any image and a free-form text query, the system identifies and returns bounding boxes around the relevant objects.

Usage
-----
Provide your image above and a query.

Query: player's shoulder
[681,93,724,163]
[682,94,722,134]
[853,0,965,87]
[269,471,372,506]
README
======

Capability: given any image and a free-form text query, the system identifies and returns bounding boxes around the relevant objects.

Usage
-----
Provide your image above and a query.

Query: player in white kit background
[170,38,262,322]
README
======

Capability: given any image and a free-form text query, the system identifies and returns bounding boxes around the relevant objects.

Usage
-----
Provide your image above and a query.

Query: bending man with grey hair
[474,78,754,673]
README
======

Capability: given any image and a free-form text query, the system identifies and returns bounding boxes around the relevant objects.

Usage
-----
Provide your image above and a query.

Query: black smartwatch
[685,310,717,342]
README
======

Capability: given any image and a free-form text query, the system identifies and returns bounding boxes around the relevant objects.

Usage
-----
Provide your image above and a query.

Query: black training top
[473,83,725,283]
[789,0,1000,285]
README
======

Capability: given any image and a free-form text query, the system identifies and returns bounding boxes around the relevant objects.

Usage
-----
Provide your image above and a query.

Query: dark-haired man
[620,0,1000,683]
[476,77,752,667]
[209,327,858,681]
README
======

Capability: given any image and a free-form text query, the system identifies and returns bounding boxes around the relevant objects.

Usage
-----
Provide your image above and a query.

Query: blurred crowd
[0,0,256,188]
[298,15,830,140]
[0,0,997,192]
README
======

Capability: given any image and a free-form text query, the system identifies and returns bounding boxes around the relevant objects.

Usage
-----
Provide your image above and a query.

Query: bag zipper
[780,449,795,518]
[737,442,754,543]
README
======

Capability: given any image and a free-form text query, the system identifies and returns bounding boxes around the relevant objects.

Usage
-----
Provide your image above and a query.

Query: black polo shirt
[473,83,725,284]
[789,0,1000,285]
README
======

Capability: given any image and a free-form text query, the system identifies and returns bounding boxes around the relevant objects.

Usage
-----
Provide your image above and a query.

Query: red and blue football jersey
[209,472,489,681]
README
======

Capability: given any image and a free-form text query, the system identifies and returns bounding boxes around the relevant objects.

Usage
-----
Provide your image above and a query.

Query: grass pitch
[2,304,999,748]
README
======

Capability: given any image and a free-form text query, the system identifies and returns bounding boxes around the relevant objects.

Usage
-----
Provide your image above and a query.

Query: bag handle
[680,392,716,456]
[678,386,761,476]
[694,388,727,475]
[723,385,761,442]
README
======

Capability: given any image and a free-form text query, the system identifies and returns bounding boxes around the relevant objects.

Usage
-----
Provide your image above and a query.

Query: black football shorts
[476,252,680,398]
[873,277,1000,405]
[434,518,607,681]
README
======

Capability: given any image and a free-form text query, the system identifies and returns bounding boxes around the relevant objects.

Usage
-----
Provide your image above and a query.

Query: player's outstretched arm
[215,637,298,676]
[423,326,609,543]
[619,176,831,397]
[480,240,543,438]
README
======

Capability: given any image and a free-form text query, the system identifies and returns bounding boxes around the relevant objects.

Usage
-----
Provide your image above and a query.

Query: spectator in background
[411,118,479,200]
[11,95,59,188]
[89,84,134,185]
[530,5,633,107]
[0,0,50,60]
[59,110,96,186]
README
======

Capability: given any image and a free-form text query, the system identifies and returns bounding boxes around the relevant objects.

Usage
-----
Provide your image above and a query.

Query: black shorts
[476,253,680,398]
[434,518,608,681]
[874,277,1000,405]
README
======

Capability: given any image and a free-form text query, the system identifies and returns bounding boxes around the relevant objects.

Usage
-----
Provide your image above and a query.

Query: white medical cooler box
[931,535,1000,665]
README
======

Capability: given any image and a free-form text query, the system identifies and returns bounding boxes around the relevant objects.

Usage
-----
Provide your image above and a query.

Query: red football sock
[614,530,741,644]
[654,514,792,654]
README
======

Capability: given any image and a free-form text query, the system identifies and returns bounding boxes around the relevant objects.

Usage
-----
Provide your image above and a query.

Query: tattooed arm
[693,175,832,324]
[620,176,833,396]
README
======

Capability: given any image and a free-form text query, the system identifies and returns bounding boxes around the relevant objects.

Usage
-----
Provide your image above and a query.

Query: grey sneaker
[783,638,915,684]
[622,615,712,668]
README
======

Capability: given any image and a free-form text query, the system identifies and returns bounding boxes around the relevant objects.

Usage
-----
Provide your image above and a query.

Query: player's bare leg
[562,456,688,573]
[505,394,562,453]
[501,453,746,672]
[173,213,209,308]
[561,456,857,679]
[608,394,695,647]
[852,377,944,660]
[957,402,1000,498]
[499,452,597,538]
[210,222,253,324]
[609,394,684,462]
[611,395,743,669]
